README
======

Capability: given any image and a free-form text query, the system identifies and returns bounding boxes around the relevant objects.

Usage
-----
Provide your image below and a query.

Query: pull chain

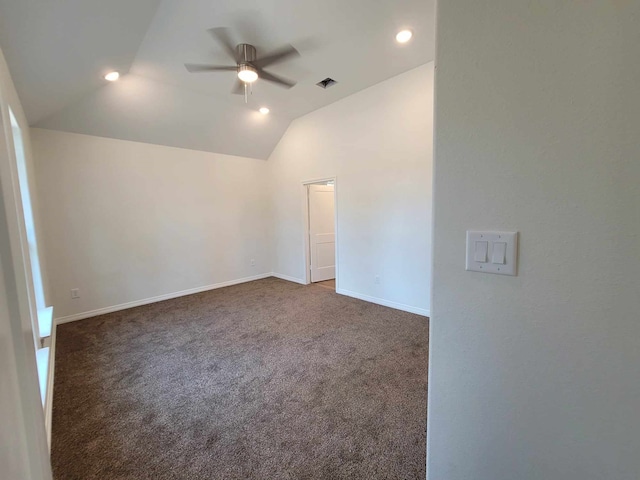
[243,82,254,104]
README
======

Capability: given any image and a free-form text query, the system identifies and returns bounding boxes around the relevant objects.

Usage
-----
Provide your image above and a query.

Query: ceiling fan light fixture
[238,64,258,83]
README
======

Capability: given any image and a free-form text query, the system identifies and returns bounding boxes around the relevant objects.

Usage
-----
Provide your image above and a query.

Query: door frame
[301,176,338,288]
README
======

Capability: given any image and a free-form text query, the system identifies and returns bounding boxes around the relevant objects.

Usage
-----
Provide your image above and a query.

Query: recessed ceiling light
[104,71,120,81]
[259,107,270,115]
[395,29,413,44]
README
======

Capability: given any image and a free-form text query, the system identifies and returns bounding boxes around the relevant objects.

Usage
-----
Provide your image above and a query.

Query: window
[9,109,48,330]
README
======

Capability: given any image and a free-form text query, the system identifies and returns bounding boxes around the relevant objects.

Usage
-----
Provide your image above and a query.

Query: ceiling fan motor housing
[236,44,258,82]
[237,43,257,64]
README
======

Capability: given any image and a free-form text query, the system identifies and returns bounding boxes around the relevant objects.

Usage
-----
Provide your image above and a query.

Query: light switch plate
[466,231,518,276]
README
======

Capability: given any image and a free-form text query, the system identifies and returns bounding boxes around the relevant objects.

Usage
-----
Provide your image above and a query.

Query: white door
[308,184,335,282]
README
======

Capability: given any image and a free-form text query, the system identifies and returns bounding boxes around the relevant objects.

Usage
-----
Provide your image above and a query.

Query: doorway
[302,178,338,290]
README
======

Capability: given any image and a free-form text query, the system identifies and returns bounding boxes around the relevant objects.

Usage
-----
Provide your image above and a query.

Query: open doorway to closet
[302,178,337,291]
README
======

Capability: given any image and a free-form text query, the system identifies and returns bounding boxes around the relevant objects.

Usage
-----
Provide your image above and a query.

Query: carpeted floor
[52,277,428,479]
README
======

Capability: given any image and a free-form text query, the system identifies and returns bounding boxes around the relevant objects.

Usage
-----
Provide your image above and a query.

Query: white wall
[269,63,433,315]
[0,187,49,480]
[428,2,640,479]
[32,129,272,320]
[0,45,52,480]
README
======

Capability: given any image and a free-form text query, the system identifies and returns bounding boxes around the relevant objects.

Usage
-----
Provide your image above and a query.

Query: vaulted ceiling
[0,0,434,159]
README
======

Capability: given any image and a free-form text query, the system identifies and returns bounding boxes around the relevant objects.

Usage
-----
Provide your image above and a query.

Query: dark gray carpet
[52,277,428,479]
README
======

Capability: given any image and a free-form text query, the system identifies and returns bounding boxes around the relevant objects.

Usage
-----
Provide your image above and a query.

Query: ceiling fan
[185,27,300,103]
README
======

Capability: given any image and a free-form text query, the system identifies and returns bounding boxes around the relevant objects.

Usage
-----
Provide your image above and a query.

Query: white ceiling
[0,0,435,159]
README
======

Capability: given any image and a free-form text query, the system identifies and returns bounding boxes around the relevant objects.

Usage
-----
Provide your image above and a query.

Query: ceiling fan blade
[208,27,238,62]
[258,69,296,89]
[253,45,300,69]
[185,64,237,73]
[231,79,245,95]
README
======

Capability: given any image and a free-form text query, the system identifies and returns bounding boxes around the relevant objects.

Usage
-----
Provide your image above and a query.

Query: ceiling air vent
[316,77,338,89]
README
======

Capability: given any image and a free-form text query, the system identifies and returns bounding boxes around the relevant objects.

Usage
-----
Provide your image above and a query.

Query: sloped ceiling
[0,0,435,159]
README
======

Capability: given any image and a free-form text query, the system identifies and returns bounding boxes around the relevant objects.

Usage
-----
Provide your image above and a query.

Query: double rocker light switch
[466,231,518,276]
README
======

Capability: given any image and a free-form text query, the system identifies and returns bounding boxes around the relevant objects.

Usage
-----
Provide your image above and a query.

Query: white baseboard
[55,273,273,325]
[336,288,430,317]
[270,272,307,285]
[54,273,429,327]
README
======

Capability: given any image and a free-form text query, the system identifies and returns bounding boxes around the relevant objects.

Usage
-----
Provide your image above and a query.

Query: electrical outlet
[375,275,381,285]
[250,259,256,267]
[71,288,80,299]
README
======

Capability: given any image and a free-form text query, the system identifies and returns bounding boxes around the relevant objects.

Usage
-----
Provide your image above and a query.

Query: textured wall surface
[33,129,272,319]
[428,1,640,479]
[269,63,433,315]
